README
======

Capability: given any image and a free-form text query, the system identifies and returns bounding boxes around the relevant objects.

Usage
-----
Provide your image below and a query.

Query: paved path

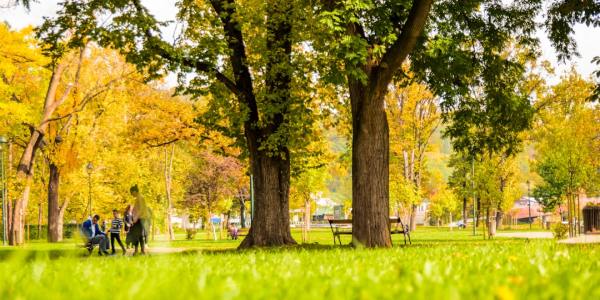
[558,234,600,244]
[496,231,600,244]
[496,231,553,239]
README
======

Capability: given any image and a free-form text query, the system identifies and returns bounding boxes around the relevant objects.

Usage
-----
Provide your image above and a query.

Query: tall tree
[38,0,321,247]
[386,80,440,230]
[183,150,243,230]
[7,42,84,245]
[318,0,540,246]
[533,72,599,218]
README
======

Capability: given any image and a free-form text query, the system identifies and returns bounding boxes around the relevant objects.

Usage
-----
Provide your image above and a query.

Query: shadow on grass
[0,235,558,262]
[0,247,92,262]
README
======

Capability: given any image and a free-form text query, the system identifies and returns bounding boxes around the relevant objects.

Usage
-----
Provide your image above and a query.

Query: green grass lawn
[1,227,598,299]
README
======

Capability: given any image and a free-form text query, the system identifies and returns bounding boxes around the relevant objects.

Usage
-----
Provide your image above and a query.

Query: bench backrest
[328,219,353,225]
[329,218,404,225]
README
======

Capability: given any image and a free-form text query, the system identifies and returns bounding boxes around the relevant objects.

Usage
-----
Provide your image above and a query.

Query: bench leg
[337,234,342,245]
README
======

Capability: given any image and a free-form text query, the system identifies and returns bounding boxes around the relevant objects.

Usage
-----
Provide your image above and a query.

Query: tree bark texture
[47,162,68,242]
[350,83,392,247]
[239,153,296,247]
[234,0,296,248]
[345,1,433,247]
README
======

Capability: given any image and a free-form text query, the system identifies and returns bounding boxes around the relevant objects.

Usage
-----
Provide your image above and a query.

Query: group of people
[81,185,151,256]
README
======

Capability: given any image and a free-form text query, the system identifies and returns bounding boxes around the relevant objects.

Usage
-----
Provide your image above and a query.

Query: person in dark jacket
[82,215,109,256]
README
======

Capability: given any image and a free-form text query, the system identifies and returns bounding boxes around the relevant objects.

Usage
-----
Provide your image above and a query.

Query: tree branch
[144,138,180,148]
[130,0,241,96]
[40,73,132,127]
[372,0,433,93]
[208,0,258,121]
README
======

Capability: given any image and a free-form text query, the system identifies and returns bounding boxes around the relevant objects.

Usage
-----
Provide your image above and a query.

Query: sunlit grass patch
[1,228,599,299]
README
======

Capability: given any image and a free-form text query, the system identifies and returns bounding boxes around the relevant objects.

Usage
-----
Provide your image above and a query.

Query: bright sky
[1,0,598,85]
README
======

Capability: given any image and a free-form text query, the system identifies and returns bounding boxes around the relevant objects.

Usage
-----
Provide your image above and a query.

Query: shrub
[64,227,73,239]
[552,223,568,240]
[186,228,197,240]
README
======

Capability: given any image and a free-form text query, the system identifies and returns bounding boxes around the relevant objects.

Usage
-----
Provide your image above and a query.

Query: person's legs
[114,233,126,254]
[133,240,139,255]
[89,236,100,254]
[140,237,145,254]
[111,234,117,254]
[99,236,109,253]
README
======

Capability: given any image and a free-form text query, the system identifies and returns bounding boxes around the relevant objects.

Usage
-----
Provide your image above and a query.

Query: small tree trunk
[488,209,496,238]
[495,209,503,230]
[47,163,63,242]
[475,198,481,228]
[410,204,418,231]
[10,172,33,245]
[240,198,246,228]
[462,195,467,229]
[303,199,311,243]
[37,201,42,240]
[7,199,12,242]
[164,144,175,241]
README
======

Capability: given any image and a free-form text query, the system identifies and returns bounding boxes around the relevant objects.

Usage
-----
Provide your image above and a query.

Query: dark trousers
[134,239,145,254]
[111,233,126,253]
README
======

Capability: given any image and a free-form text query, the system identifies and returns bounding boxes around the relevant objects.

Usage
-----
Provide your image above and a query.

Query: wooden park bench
[328,218,411,246]
[228,227,250,240]
[237,228,249,237]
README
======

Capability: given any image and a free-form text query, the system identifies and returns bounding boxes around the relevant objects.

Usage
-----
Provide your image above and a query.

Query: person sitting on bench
[82,215,109,256]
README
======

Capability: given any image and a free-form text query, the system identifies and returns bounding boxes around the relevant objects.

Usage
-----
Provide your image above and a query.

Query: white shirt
[90,220,96,237]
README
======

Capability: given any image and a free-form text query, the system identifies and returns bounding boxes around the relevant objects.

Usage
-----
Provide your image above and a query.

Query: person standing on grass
[127,184,150,255]
[110,209,126,255]
[123,205,133,248]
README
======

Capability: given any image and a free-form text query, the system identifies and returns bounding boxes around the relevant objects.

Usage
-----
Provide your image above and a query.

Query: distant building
[509,197,544,222]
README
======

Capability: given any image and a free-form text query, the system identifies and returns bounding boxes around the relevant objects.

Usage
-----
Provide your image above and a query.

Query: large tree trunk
[350,84,391,248]
[345,0,432,248]
[237,0,296,248]
[239,152,296,247]
[47,162,65,242]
